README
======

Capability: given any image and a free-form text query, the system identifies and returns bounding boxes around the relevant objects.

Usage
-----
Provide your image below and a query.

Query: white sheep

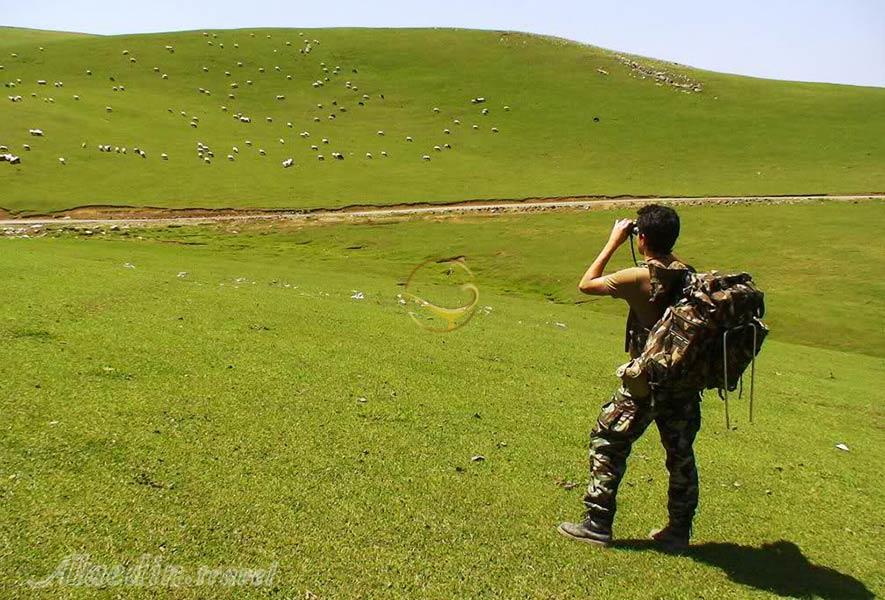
[491,127,499,133]
[259,149,266,155]
[317,154,324,161]
[282,158,294,168]
[279,138,285,144]
[422,155,431,161]
[310,144,318,150]
[227,154,235,161]
[232,146,239,153]
[406,136,413,142]
[366,152,373,159]
[434,145,442,152]
[377,130,385,136]
[381,151,388,157]
[322,138,329,144]
[58,157,66,164]
[161,153,168,160]
[29,128,44,136]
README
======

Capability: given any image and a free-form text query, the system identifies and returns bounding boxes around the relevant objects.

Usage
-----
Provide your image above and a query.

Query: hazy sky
[4,0,884,87]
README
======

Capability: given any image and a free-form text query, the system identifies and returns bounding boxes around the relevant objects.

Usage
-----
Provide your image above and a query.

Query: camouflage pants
[583,386,701,533]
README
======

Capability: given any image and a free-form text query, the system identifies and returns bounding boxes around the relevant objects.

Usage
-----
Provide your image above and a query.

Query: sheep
[365,152,373,159]
[86,69,92,75]
[321,138,329,144]
[434,145,442,152]
[73,95,80,100]
[237,61,243,67]
[491,127,499,133]
[503,105,511,111]
[37,79,47,85]
[377,130,384,136]
[246,80,253,85]
[313,117,320,122]
[230,82,239,89]
[300,131,310,138]
[259,149,266,155]
[432,107,440,113]
[29,128,44,136]
[422,155,431,161]
[180,111,187,117]
[286,75,292,80]
[81,142,87,148]
[58,157,66,164]
[282,158,294,168]
[221,106,228,111]
[165,45,174,52]
[332,152,344,160]
[380,151,388,157]
[204,157,211,164]
[472,124,479,129]
[227,154,235,161]
[266,116,273,123]
[232,146,239,153]
[481,108,489,115]
[161,153,168,160]
[328,114,336,120]
[228,94,235,99]
[406,136,413,142]
[259,67,265,73]
[276,95,285,100]
[286,122,293,128]
[224,71,231,76]
[317,154,324,161]
[122,50,130,55]
[240,116,251,123]
[279,138,285,144]
[137,149,147,158]
[453,119,461,125]
[471,97,486,104]
[162,74,168,79]
[443,129,450,134]
[444,143,451,149]
[130,58,136,63]
[22,144,30,151]
[245,140,252,146]
[190,122,198,128]
[310,144,318,151]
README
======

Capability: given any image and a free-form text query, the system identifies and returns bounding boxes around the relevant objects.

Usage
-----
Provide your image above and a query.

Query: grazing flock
[2,30,511,171]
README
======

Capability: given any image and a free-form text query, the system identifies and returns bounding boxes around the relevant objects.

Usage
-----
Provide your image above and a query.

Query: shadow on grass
[614,539,874,599]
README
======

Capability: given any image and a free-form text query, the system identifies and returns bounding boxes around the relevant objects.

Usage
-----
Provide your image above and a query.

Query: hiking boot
[557,521,612,547]
[648,524,691,552]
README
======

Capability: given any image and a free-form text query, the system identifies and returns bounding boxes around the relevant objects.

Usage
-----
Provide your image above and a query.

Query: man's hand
[608,219,635,247]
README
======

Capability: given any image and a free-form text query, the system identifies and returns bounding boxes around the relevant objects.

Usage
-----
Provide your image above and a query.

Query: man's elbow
[578,278,610,296]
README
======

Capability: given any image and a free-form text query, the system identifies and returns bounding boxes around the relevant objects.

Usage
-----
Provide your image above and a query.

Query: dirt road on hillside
[0,194,881,228]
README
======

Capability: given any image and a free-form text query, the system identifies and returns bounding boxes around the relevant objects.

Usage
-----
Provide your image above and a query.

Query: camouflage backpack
[618,262,769,410]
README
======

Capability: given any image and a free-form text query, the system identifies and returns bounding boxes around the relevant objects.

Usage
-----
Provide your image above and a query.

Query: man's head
[635,204,680,256]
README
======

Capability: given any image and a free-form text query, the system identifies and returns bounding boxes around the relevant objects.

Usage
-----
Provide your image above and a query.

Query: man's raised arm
[578,218,634,295]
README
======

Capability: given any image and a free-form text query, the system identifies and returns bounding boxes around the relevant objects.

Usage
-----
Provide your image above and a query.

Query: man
[558,204,701,552]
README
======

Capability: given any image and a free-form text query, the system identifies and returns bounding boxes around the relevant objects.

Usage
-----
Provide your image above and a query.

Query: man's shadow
[615,539,875,599]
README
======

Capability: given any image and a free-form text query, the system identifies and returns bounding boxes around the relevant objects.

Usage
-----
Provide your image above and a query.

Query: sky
[4,0,884,87]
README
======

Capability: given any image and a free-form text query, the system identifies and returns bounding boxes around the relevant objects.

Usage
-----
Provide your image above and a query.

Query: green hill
[1,26,883,214]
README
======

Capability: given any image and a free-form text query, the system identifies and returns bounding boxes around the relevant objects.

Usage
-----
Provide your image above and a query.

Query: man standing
[558,204,701,551]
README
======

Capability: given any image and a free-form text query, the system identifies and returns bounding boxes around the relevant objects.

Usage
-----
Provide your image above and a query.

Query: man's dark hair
[636,204,680,254]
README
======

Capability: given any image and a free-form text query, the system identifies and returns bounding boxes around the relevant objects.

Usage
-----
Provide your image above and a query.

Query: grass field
[1,26,884,214]
[2,201,882,598]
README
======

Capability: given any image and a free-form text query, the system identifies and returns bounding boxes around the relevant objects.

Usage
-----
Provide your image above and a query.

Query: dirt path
[1,194,881,227]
